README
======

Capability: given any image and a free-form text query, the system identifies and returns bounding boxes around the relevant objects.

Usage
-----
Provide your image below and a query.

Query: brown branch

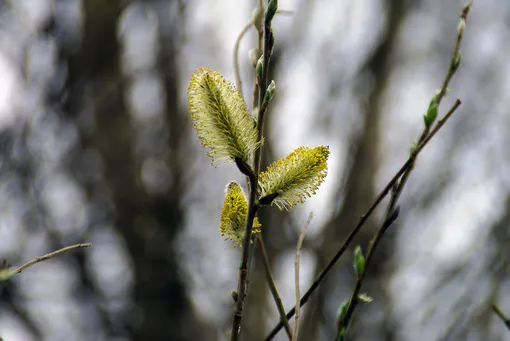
[265,100,462,340]
[492,304,510,331]
[1,243,92,281]
[233,19,254,93]
[265,4,472,336]
[256,235,293,340]
[231,0,276,339]
[293,213,313,341]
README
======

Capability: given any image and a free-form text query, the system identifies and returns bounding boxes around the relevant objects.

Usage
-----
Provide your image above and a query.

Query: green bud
[252,7,263,32]
[409,140,418,157]
[263,80,276,104]
[336,299,350,328]
[451,52,462,73]
[353,246,365,279]
[457,18,466,35]
[249,48,259,67]
[265,0,278,22]
[232,290,238,302]
[423,94,439,129]
[256,56,264,80]
[462,1,472,18]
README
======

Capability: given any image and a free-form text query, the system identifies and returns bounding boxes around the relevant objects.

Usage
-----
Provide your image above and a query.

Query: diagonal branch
[265,100,462,340]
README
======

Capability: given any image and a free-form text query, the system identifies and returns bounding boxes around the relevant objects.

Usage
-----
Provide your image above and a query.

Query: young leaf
[187,68,259,165]
[258,145,330,210]
[353,246,365,280]
[220,181,261,247]
[423,93,439,129]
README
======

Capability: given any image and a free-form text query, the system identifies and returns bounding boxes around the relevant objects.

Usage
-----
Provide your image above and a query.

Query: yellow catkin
[187,68,259,165]
[258,145,330,210]
[220,181,261,247]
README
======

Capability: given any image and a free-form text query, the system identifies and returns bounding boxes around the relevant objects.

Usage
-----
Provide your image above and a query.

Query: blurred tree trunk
[60,1,213,340]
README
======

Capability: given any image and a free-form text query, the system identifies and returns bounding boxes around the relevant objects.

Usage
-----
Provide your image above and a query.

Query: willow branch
[293,213,313,341]
[233,19,254,93]
[264,5,471,335]
[492,304,510,331]
[265,100,462,340]
[231,1,275,339]
[2,243,92,281]
[256,235,293,340]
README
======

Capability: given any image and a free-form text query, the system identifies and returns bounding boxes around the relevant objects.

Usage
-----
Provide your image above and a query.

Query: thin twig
[5,243,92,280]
[340,207,400,334]
[231,0,276,339]
[437,1,470,104]
[492,304,510,331]
[293,212,313,341]
[265,100,463,340]
[256,235,293,340]
[252,1,264,110]
[233,10,291,95]
[233,19,254,93]
[339,5,470,324]
[265,3,472,336]
[339,102,463,335]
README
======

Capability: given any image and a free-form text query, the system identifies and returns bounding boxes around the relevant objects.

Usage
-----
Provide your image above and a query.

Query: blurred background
[0,0,509,340]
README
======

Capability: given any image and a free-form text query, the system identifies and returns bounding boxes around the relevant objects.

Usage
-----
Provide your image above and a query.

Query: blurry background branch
[0,243,91,281]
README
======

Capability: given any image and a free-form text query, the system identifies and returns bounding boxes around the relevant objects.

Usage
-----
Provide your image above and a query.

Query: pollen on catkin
[220,181,261,247]
[187,68,259,165]
[258,145,330,210]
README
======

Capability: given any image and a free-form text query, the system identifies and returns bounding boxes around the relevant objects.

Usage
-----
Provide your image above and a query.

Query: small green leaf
[423,94,439,128]
[263,80,276,104]
[353,246,365,280]
[336,299,350,328]
[450,52,462,73]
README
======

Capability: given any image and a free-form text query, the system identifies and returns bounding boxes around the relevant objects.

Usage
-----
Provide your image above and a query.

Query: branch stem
[231,1,275,339]
[293,213,313,341]
[265,100,462,340]
[4,243,92,280]
[256,235,293,340]
[492,304,510,331]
